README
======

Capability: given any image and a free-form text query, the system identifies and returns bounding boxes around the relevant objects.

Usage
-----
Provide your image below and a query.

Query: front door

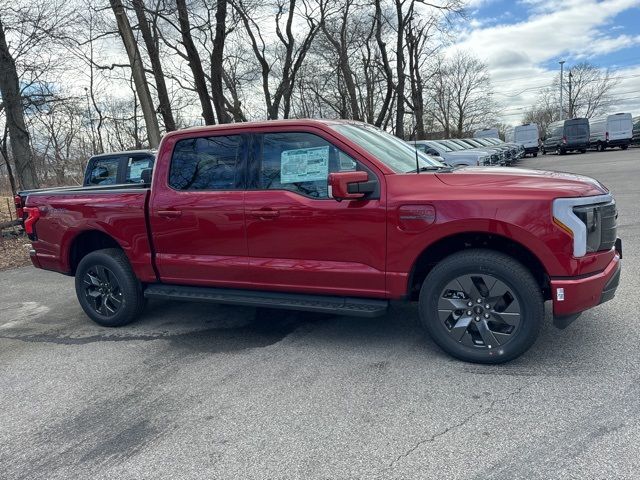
[149,132,249,287]
[244,130,387,298]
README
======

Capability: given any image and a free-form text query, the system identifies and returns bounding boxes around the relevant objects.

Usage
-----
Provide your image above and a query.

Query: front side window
[169,135,243,190]
[88,157,120,185]
[255,132,359,199]
[126,156,154,183]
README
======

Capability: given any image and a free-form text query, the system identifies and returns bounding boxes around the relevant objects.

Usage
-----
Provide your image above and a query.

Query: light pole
[559,60,565,120]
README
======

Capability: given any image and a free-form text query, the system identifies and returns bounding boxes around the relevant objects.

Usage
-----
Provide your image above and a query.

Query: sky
[447,0,640,125]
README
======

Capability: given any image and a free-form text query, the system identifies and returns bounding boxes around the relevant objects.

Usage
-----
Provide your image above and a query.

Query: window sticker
[280,146,329,184]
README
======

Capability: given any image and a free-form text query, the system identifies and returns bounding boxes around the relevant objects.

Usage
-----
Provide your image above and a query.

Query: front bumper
[551,242,621,324]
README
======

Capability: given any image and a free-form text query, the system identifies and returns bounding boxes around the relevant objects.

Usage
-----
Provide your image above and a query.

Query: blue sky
[447,0,640,123]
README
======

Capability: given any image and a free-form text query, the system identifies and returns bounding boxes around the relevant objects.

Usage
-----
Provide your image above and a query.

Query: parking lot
[1,147,638,479]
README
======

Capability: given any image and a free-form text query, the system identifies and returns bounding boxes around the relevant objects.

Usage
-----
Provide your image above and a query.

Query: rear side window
[126,156,154,183]
[566,123,588,138]
[255,132,357,199]
[169,135,244,190]
[88,157,120,185]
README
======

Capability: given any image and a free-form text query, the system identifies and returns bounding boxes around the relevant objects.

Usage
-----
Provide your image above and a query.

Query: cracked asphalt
[1,148,639,479]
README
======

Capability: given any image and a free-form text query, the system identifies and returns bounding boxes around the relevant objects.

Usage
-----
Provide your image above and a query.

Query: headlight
[552,194,616,257]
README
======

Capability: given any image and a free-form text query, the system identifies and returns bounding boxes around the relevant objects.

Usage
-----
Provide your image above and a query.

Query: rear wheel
[556,146,565,155]
[419,250,543,364]
[75,248,145,327]
[621,145,628,150]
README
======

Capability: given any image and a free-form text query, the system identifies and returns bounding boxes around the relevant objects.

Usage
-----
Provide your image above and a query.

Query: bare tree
[233,0,319,119]
[565,62,619,118]
[0,16,38,189]
[109,0,161,147]
[131,0,176,131]
[428,51,495,137]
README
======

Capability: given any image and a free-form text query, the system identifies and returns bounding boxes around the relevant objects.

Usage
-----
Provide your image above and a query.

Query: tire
[541,147,546,155]
[75,248,145,327]
[599,142,605,152]
[580,149,586,154]
[556,146,564,155]
[533,152,538,157]
[622,145,628,150]
[418,249,543,364]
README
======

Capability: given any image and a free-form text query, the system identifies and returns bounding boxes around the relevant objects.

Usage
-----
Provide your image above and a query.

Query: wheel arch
[407,231,551,301]
[67,230,123,275]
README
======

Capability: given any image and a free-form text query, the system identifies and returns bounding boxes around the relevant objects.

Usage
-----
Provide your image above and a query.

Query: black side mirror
[140,168,152,184]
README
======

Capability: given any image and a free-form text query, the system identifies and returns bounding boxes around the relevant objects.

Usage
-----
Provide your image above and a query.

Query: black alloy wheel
[419,250,543,364]
[82,265,123,317]
[436,274,521,349]
[75,248,145,327]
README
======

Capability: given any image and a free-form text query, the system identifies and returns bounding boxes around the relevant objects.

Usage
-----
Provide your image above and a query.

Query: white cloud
[446,0,640,124]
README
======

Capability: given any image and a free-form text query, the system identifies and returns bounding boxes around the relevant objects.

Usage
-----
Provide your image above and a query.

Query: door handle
[249,209,280,219]
[158,210,182,218]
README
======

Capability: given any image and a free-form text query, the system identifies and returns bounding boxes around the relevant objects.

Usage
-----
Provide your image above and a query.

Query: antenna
[411,111,419,174]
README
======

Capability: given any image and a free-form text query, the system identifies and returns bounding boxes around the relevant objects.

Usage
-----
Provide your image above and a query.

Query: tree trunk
[176,0,216,125]
[0,125,18,194]
[132,0,176,131]
[0,19,39,189]
[210,0,231,123]
[394,0,406,139]
[109,0,162,148]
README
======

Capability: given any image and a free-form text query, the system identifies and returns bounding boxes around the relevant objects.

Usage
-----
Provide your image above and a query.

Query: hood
[436,167,607,197]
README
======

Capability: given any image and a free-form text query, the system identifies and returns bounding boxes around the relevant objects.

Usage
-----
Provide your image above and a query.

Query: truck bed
[25,185,156,283]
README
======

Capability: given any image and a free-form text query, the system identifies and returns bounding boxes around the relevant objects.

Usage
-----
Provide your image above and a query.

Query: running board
[144,284,389,318]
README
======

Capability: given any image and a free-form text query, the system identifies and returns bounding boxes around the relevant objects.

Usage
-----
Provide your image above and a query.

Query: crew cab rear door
[148,131,249,287]
[244,128,387,297]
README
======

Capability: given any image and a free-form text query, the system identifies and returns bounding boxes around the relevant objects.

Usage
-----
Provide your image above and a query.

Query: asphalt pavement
[1,147,639,479]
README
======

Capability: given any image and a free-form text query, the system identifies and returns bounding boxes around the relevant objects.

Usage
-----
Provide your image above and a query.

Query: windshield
[429,141,453,152]
[439,140,465,151]
[332,123,445,173]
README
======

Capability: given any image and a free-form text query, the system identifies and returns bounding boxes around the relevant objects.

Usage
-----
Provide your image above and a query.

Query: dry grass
[0,196,31,271]
[0,235,31,271]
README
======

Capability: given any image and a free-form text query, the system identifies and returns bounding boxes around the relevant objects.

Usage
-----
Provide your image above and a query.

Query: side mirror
[140,168,152,184]
[328,171,373,201]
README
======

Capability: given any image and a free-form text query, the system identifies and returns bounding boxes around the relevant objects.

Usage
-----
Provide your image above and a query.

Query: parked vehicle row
[414,137,524,167]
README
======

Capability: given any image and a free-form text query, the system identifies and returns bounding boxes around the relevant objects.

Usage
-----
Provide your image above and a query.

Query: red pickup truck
[21,119,621,363]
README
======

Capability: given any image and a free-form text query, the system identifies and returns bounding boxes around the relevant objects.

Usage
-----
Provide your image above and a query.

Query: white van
[505,123,540,157]
[474,128,499,139]
[589,113,633,151]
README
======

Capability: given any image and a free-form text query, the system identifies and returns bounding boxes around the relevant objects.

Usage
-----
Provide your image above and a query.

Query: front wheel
[621,145,628,150]
[75,248,146,327]
[533,152,538,157]
[419,250,543,364]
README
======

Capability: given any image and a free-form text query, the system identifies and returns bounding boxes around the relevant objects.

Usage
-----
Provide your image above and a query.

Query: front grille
[573,200,617,254]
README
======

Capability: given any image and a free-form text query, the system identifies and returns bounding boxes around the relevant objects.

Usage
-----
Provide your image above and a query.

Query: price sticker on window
[280,146,329,184]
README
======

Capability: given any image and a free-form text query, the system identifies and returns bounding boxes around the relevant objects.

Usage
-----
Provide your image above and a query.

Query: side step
[144,284,389,318]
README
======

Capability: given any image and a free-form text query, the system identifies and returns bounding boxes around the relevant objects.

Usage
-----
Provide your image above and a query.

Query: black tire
[418,250,543,364]
[556,146,564,155]
[75,248,145,327]
[599,142,605,152]
[580,149,586,154]
[621,145,628,150]
[533,152,538,157]
[541,147,546,155]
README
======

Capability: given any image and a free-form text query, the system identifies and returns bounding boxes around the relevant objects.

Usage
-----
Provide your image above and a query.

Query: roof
[91,149,156,159]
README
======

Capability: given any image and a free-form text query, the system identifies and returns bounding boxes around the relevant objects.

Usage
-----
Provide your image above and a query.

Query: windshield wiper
[411,165,454,173]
